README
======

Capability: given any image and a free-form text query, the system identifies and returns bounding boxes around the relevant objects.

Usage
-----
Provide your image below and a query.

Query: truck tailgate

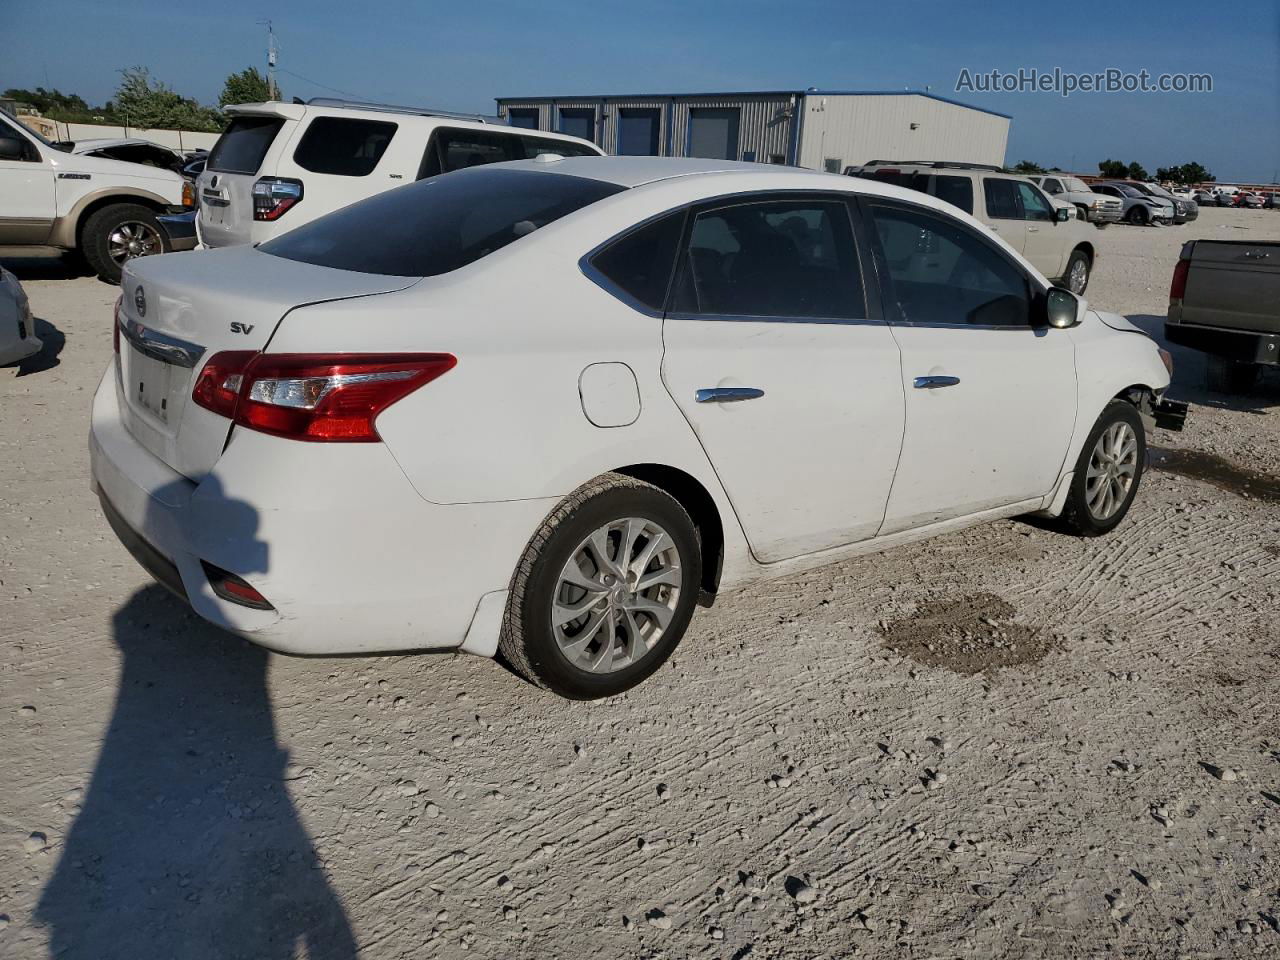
[1181,240,1280,334]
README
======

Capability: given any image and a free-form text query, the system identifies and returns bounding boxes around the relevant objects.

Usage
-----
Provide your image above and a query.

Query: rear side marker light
[253,177,303,221]
[191,352,457,442]
[202,561,274,610]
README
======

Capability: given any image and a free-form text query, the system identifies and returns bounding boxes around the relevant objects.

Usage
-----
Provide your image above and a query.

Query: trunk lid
[1182,240,1280,334]
[116,246,417,478]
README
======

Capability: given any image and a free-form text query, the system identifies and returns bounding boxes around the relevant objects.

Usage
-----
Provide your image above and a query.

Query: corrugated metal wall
[496,95,798,160]
[496,93,1009,169]
[798,94,1010,170]
[669,95,795,161]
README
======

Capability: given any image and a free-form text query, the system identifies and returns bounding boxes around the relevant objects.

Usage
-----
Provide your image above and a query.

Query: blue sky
[6,0,1278,182]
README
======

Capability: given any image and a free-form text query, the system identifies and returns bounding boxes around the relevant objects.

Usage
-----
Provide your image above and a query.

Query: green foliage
[1126,161,1149,181]
[1097,158,1129,178]
[1011,160,1046,174]
[3,86,103,123]
[1155,162,1215,185]
[112,67,224,132]
[219,67,274,108]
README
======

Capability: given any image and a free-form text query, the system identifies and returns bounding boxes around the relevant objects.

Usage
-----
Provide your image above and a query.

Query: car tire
[1126,206,1149,226]
[1204,354,1260,394]
[1063,249,1091,295]
[1074,204,1090,222]
[81,203,170,285]
[1058,400,1146,537]
[499,473,701,699]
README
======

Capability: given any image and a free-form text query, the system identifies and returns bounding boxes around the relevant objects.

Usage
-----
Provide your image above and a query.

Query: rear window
[294,117,398,176]
[208,117,284,174]
[854,170,973,214]
[517,135,599,160]
[260,166,625,277]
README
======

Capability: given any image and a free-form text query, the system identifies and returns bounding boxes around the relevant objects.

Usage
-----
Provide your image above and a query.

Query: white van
[196,98,604,248]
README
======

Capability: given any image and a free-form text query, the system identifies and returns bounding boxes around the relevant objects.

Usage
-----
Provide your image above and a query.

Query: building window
[769,154,786,165]
[507,108,539,130]
[557,108,596,143]
[824,158,842,174]
[616,108,661,156]
[687,107,740,160]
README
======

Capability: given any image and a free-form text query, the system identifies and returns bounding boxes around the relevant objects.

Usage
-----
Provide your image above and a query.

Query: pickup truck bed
[1165,239,1280,389]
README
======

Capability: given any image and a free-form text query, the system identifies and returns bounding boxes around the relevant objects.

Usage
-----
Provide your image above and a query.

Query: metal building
[494,89,1010,171]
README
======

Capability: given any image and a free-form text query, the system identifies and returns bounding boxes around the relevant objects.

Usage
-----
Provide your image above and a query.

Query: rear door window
[932,175,974,214]
[672,198,865,319]
[293,117,398,176]
[417,128,519,179]
[207,117,285,174]
[260,167,624,277]
[982,178,1022,219]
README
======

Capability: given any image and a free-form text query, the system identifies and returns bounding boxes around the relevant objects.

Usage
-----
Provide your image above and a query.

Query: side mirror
[0,136,30,161]
[1045,287,1083,328]
[1055,206,1071,223]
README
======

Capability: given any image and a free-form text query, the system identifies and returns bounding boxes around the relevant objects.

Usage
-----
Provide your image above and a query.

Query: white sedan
[91,156,1180,699]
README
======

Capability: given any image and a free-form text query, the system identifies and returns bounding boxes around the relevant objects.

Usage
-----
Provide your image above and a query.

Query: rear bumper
[89,364,554,656]
[1164,321,1280,365]
[157,211,198,252]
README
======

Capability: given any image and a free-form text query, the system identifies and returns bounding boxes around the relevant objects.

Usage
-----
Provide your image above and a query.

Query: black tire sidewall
[518,487,701,699]
[82,204,169,284]
[1066,401,1146,535]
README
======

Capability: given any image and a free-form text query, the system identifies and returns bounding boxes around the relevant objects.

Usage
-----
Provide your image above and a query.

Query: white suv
[196,98,604,248]
[0,111,194,282]
[848,162,1100,294]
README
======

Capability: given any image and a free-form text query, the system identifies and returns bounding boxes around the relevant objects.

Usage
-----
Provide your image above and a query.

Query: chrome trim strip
[119,317,205,369]
[696,387,764,403]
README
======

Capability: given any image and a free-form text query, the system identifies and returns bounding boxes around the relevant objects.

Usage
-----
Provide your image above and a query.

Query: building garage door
[507,108,539,130]
[617,108,661,156]
[558,108,596,143]
[687,108,740,160]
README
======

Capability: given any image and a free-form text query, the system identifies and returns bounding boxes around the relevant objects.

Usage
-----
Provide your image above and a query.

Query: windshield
[1115,185,1142,198]
[1145,183,1174,198]
[0,113,63,151]
[1064,177,1091,192]
[261,166,626,277]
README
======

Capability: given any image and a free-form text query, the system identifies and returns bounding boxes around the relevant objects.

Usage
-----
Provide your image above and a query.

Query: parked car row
[845,161,1098,293]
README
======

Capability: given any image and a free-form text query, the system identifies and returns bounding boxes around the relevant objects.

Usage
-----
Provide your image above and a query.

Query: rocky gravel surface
[2,207,1278,959]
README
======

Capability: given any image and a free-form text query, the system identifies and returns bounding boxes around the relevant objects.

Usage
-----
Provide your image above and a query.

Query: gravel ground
[2,207,1279,959]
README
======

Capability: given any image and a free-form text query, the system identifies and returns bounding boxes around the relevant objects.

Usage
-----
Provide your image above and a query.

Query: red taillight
[191,350,255,418]
[113,295,122,353]
[202,561,273,610]
[1169,257,1190,301]
[253,177,303,221]
[191,352,456,442]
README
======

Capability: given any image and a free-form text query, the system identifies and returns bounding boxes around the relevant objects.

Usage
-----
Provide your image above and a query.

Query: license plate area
[131,348,174,424]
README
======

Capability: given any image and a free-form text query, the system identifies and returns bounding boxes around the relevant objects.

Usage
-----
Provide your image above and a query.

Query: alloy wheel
[1085,422,1138,520]
[107,221,163,266]
[1068,258,1088,294]
[551,517,682,673]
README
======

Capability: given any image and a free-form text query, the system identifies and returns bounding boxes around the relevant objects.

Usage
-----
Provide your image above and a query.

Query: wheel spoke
[559,607,610,655]
[588,527,622,578]
[626,596,674,630]
[620,607,647,663]
[636,565,681,591]
[586,608,618,672]
[630,530,670,580]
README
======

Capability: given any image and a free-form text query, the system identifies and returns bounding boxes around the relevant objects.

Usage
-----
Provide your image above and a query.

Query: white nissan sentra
[91,156,1184,699]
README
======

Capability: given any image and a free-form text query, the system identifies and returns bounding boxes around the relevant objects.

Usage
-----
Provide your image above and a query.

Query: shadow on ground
[1128,314,1280,413]
[36,469,357,960]
[6,318,67,377]
[0,256,93,282]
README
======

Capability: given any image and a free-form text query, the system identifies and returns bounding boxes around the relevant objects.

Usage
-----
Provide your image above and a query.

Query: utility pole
[259,19,280,100]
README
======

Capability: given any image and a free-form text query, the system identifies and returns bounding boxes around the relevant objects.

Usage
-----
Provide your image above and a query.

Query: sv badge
[230,322,256,335]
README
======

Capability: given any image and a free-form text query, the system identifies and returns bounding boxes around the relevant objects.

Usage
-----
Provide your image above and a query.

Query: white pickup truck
[0,112,194,283]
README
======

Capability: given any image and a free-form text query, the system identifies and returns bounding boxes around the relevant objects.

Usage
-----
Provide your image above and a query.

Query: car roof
[492,155,849,188]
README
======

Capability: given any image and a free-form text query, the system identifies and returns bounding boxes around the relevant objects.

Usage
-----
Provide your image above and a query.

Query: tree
[1126,161,1149,181]
[112,67,222,132]
[1012,160,1045,174]
[219,67,273,108]
[3,86,103,122]
[1098,158,1128,178]
[1156,162,1215,185]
